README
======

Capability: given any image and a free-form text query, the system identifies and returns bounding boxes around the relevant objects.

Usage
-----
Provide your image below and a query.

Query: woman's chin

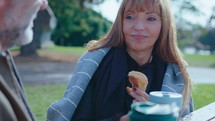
[129,46,146,52]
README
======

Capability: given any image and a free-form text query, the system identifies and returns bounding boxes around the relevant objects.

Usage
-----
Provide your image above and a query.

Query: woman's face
[123,10,162,53]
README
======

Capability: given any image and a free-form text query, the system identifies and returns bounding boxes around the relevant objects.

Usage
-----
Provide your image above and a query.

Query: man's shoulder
[0,90,18,121]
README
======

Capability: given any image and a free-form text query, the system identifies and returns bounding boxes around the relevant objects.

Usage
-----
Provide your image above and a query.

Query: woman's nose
[134,20,145,31]
[39,0,48,10]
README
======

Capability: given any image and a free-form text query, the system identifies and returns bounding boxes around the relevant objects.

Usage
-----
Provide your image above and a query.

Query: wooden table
[182,102,215,121]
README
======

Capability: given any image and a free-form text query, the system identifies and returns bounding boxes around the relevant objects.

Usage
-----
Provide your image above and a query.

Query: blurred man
[0,0,48,120]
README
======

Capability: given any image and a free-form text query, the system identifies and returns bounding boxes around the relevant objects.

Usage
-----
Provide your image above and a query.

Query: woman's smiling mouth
[132,35,148,40]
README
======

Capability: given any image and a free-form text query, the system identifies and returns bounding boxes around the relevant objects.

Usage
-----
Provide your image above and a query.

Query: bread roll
[126,71,148,94]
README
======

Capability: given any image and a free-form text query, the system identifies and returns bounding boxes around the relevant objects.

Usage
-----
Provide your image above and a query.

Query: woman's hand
[120,114,129,121]
[129,87,149,103]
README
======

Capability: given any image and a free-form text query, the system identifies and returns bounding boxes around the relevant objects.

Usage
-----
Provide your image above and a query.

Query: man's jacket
[0,51,35,121]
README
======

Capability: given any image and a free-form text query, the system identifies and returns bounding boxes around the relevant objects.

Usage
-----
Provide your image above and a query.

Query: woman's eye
[126,16,134,20]
[147,17,156,21]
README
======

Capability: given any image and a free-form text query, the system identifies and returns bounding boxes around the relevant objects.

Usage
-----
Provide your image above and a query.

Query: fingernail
[133,87,137,91]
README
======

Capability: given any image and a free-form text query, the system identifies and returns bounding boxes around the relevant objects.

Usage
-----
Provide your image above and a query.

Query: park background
[10,0,215,121]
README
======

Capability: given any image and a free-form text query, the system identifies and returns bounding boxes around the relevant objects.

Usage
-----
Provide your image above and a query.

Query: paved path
[16,62,74,85]
[187,67,215,84]
[16,62,215,85]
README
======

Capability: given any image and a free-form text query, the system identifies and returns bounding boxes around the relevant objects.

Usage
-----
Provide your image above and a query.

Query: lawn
[184,54,215,68]
[13,46,215,68]
[192,84,215,109]
[41,46,215,68]
[25,84,215,121]
[25,84,67,121]
[39,45,87,55]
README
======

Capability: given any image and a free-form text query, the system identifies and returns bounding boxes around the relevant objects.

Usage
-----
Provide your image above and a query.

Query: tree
[49,0,112,46]
[172,0,203,49]
[19,0,111,55]
[195,6,215,54]
[19,0,201,55]
[198,29,215,54]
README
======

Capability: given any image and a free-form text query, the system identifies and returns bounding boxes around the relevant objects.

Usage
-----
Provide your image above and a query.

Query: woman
[47,0,193,121]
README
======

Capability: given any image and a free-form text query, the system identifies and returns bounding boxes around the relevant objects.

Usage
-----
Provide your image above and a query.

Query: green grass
[39,45,87,55]
[10,46,21,51]
[184,54,215,68]
[24,84,67,121]
[24,84,215,121]
[192,84,215,110]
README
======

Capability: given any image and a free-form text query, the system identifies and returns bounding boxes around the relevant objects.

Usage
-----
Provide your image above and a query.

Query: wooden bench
[182,102,215,121]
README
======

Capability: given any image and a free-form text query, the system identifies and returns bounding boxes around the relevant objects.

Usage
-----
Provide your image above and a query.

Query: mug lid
[149,91,182,99]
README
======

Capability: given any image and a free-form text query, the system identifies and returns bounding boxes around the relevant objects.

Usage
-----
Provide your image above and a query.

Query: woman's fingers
[130,92,147,102]
[129,87,149,102]
[134,87,149,100]
[132,99,139,103]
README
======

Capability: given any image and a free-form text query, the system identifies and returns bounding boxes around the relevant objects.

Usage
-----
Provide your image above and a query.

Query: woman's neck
[127,49,153,66]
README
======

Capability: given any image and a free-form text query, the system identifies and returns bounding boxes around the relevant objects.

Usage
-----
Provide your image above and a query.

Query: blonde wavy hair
[87,0,192,110]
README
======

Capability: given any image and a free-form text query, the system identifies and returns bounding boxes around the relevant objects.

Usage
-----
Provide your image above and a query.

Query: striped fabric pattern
[46,47,193,121]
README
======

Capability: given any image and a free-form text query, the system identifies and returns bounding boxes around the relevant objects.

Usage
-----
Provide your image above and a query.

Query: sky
[93,0,215,27]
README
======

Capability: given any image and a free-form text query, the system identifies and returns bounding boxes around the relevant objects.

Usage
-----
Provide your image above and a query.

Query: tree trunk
[20,25,42,56]
[20,38,41,56]
[19,8,52,56]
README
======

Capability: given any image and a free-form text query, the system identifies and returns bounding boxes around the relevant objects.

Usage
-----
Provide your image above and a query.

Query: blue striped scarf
[46,47,193,121]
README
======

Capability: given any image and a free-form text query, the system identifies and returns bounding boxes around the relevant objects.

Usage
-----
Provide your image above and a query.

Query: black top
[72,46,167,121]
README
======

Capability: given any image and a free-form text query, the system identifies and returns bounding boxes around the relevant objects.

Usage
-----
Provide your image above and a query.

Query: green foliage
[198,29,215,53]
[49,0,112,46]
[176,23,209,50]
[172,0,204,49]
[177,28,193,49]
